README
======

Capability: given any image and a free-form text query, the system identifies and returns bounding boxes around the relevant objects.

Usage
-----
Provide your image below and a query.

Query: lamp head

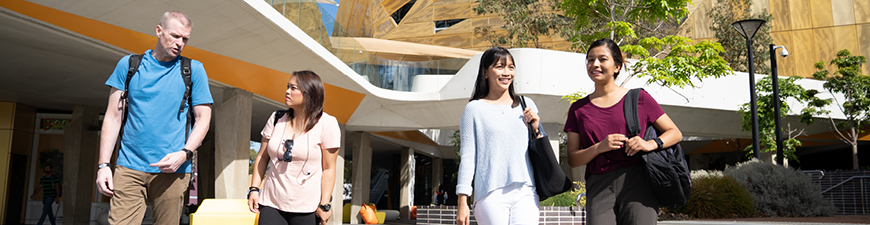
[731,19,767,39]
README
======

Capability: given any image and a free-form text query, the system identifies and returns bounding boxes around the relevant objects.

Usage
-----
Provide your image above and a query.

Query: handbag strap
[623,88,643,137]
[519,96,538,140]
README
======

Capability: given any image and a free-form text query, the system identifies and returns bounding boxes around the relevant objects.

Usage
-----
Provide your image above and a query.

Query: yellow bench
[190,199,256,225]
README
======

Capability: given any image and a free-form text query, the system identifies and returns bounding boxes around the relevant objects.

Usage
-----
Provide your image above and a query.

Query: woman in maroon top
[564,39,682,225]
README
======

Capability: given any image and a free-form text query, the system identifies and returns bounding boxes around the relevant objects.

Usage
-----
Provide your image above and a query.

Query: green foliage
[708,0,773,74]
[560,0,690,48]
[540,181,586,207]
[724,160,836,217]
[624,36,733,89]
[557,0,734,109]
[812,49,870,169]
[473,0,572,48]
[249,147,257,174]
[674,170,756,219]
[559,91,588,104]
[737,76,831,160]
[450,130,461,183]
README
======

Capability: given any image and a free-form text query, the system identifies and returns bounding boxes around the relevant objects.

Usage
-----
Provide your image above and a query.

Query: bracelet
[247,187,260,199]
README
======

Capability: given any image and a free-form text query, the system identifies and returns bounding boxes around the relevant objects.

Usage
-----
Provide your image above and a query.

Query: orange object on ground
[411,206,417,220]
[360,204,379,224]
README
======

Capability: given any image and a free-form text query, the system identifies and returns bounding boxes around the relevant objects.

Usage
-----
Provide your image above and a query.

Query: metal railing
[819,175,870,215]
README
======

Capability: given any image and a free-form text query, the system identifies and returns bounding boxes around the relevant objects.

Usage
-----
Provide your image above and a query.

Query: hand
[597,134,628,153]
[315,207,330,225]
[30,194,35,200]
[55,197,61,204]
[247,192,259,213]
[523,107,541,135]
[96,167,114,197]
[149,151,188,173]
[625,136,657,156]
[456,203,470,225]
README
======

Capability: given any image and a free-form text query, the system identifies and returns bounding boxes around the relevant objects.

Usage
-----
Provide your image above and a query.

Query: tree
[737,76,831,161]
[709,0,773,75]
[559,0,733,95]
[474,0,572,48]
[813,49,870,170]
[560,0,691,48]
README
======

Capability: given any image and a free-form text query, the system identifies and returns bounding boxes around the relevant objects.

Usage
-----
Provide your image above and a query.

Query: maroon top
[563,89,665,176]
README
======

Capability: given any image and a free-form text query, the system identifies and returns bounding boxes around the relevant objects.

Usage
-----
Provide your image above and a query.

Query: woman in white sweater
[455,47,545,225]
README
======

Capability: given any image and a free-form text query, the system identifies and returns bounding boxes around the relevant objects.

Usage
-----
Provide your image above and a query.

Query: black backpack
[623,88,692,208]
[120,54,194,141]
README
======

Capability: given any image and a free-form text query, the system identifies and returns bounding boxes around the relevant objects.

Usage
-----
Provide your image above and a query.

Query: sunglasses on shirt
[282,139,294,162]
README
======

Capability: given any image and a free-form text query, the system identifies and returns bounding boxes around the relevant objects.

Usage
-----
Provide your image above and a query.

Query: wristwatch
[182,148,194,161]
[319,203,331,211]
[97,163,110,169]
[653,138,664,150]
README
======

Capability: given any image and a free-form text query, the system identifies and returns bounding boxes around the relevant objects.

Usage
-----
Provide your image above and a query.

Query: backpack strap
[120,54,144,141]
[623,88,643,137]
[179,57,195,142]
[273,110,287,127]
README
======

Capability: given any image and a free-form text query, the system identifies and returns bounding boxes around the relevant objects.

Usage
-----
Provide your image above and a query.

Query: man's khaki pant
[109,165,190,225]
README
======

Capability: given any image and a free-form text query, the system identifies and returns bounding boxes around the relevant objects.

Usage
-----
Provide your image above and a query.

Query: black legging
[258,204,316,225]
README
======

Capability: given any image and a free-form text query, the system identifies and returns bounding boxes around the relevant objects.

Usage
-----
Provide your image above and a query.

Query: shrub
[674,172,756,219]
[724,160,836,217]
[540,181,586,207]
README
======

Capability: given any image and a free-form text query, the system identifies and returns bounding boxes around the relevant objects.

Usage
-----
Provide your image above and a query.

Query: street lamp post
[731,19,766,160]
[770,44,789,165]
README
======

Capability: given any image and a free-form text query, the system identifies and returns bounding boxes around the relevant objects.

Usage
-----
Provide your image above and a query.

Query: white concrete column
[542,123,562,162]
[63,105,100,225]
[432,158,443,205]
[214,88,252,199]
[399,147,415,220]
[350,132,372,224]
[327,124,345,225]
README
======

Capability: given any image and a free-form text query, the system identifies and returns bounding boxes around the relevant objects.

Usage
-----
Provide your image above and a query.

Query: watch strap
[182,148,194,161]
[654,138,664,150]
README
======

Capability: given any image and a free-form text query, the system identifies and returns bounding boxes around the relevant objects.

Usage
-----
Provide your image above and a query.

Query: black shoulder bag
[520,96,572,201]
[623,88,692,208]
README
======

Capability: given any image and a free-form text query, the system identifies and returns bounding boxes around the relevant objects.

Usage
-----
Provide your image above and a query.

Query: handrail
[802,170,825,179]
[820,175,870,194]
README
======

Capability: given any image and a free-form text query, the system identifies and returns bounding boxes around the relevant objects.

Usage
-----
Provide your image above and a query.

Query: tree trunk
[853,126,859,170]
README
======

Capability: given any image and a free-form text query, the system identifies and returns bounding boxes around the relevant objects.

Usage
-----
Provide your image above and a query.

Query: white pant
[473,183,540,225]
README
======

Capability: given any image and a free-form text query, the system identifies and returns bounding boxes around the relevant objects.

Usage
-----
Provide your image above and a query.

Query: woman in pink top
[564,39,682,225]
[248,70,341,225]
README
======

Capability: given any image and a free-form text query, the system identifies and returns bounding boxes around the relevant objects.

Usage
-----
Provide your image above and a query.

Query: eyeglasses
[282,139,294,162]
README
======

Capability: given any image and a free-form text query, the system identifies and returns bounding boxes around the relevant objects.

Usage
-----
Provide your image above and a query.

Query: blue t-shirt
[105,49,214,173]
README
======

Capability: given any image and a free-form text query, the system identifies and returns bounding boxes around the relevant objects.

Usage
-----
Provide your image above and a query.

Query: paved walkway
[661,215,870,225]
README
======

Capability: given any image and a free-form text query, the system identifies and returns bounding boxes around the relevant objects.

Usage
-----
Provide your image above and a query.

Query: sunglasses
[282,139,294,162]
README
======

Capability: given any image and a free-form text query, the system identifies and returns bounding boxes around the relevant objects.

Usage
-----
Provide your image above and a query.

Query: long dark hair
[288,70,324,132]
[469,47,520,108]
[587,38,625,78]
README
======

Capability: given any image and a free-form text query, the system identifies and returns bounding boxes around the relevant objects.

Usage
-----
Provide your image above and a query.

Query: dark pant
[38,196,56,225]
[586,164,659,225]
[258,204,316,225]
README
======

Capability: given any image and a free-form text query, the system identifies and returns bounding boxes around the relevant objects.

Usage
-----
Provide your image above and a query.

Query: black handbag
[520,96,572,201]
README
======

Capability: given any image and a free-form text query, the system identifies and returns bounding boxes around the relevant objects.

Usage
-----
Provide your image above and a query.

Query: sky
[319,0,340,35]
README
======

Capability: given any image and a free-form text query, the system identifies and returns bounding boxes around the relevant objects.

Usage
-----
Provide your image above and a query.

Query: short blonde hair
[158,11,192,29]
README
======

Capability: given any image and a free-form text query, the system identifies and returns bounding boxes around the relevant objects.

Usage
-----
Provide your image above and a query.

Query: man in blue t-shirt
[95,11,213,225]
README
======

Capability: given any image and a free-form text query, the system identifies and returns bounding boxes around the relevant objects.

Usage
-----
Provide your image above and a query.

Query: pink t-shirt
[563,89,664,176]
[259,111,341,213]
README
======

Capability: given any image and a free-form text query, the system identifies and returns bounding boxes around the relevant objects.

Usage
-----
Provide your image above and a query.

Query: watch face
[321,204,331,211]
